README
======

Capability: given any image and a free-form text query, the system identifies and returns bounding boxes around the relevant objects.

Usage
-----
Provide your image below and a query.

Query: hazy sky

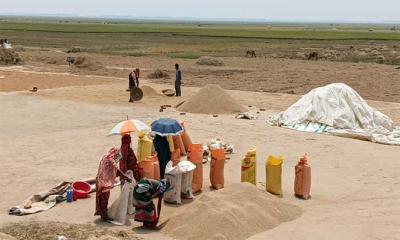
[1,0,399,22]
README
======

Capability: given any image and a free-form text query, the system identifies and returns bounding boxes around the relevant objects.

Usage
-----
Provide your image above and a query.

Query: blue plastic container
[66,188,73,203]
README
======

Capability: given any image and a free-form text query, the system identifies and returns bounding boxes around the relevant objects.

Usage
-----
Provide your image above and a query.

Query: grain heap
[177,84,247,114]
[162,183,302,240]
[141,85,161,97]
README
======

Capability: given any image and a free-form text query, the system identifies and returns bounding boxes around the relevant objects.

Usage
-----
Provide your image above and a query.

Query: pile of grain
[177,84,247,114]
[162,183,302,240]
[147,69,170,79]
[141,85,161,96]
[196,56,225,66]
[0,49,22,65]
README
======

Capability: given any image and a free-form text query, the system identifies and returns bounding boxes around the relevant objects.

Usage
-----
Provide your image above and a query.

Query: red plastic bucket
[72,181,91,199]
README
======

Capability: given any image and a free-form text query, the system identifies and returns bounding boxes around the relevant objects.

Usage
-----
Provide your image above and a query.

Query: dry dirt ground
[1,56,400,240]
[3,49,400,102]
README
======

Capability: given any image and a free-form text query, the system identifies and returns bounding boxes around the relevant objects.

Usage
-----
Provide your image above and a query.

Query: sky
[0,0,399,23]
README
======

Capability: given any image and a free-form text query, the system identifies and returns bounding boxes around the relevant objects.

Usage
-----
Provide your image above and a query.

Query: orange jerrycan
[266,155,283,196]
[180,122,192,152]
[294,154,311,199]
[210,148,225,189]
[188,144,204,193]
[241,149,257,185]
[173,135,187,156]
[138,158,155,179]
[147,154,160,180]
[137,132,153,162]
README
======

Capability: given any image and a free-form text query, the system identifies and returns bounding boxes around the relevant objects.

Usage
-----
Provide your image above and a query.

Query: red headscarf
[96,148,120,193]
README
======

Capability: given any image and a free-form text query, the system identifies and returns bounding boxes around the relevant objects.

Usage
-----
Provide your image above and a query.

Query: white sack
[108,171,136,225]
[178,161,196,199]
[164,161,182,204]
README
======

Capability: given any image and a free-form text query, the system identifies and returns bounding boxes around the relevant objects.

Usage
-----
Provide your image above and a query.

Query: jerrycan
[266,155,283,196]
[241,149,257,185]
[294,154,311,199]
[138,157,155,179]
[137,132,153,162]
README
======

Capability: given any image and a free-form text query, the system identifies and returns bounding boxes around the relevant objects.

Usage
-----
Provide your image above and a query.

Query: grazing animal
[246,50,256,58]
[66,56,75,66]
[307,52,319,61]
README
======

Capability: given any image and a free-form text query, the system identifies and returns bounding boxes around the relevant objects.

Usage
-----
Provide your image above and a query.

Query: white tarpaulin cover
[269,83,400,145]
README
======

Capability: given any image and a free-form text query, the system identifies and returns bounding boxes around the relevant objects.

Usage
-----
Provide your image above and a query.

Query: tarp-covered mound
[269,83,400,145]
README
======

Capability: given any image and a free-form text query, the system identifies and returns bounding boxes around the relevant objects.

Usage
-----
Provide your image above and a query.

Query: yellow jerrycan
[265,155,283,196]
[241,149,257,185]
[137,132,153,162]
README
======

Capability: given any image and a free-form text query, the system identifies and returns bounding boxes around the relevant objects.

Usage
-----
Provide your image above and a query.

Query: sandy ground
[1,66,400,239]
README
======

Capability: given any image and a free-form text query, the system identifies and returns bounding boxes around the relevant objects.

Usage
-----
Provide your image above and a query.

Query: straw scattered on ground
[0,222,142,240]
[196,56,225,66]
[72,55,104,70]
[161,183,302,240]
[147,69,170,79]
[177,84,247,114]
[0,49,22,65]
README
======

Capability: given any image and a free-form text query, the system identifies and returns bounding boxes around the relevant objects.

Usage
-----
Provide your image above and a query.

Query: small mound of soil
[0,221,140,240]
[161,183,302,240]
[177,84,247,114]
[147,69,170,79]
[162,89,176,97]
[196,56,225,66]
[141,85,161,96]
[0,49,22,65]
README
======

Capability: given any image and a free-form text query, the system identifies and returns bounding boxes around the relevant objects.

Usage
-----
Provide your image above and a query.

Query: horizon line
[1,13,400,25]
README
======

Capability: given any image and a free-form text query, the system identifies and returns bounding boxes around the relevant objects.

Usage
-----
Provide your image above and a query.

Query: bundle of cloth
[269,83,400,145]
[8,179,96,216]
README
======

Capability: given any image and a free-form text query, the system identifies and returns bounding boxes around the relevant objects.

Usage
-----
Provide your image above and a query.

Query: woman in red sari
[95,148,122,221]
[119,134,141,183]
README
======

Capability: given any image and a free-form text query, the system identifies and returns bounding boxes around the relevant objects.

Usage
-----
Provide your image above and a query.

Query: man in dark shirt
[175,63,182,97]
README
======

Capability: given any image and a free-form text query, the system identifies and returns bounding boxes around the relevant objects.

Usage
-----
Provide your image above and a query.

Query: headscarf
[96,148,120,193]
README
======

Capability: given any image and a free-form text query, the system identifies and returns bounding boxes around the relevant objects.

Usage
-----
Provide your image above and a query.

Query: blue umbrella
[151,118,184,136]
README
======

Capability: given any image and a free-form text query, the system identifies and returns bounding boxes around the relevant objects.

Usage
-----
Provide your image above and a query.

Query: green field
[0,20,399,40]
[0,19,399,65]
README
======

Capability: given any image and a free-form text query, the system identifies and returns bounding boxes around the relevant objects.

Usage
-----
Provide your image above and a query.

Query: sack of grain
[178,160,196,199]
[164,161,182,204]
[241,149,257,185]
[266,155,283,195]
[210,148,225,189]
[187,144,204,193]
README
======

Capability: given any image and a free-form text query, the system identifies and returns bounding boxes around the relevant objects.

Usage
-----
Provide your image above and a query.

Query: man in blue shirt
[175,63,182,96]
